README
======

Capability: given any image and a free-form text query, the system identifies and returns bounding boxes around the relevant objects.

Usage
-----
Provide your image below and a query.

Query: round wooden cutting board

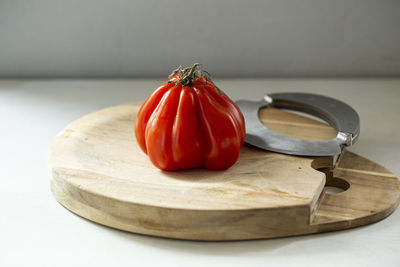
[49,102,400,240]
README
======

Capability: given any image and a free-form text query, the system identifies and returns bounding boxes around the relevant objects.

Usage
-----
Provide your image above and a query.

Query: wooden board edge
[50,150,400,241]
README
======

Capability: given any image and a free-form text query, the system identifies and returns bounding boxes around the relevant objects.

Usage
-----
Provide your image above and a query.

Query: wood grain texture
[49,103,400,240]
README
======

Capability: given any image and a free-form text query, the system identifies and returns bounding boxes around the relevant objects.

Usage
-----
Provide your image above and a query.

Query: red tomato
[135,63,245,171]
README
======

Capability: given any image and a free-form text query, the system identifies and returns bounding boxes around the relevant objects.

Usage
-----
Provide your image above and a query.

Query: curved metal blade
[236,93,360,157]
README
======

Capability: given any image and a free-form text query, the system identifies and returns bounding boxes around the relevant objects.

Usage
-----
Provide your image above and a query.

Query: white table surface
[1,79,399,267]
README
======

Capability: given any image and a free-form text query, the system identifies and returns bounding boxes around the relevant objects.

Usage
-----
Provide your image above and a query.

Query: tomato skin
[135,66,245,171]
[134,83,174,153]
[171,86,205,169]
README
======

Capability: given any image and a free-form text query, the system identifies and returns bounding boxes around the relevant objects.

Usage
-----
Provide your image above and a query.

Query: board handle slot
[309,150,400,229]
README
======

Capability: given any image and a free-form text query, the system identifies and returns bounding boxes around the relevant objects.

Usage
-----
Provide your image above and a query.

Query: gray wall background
[1,0,399,78]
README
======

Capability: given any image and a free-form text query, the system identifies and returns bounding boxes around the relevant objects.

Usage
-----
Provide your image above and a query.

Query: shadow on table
[86,216,371,256]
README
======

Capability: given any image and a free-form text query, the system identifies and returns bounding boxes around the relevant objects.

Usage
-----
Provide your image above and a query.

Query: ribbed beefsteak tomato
[135,63,245,171]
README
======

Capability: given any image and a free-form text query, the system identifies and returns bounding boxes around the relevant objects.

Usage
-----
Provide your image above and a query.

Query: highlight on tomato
[134,63,245,171]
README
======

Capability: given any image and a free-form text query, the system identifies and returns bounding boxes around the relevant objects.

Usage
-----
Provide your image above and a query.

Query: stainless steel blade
[236,93,360,156]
